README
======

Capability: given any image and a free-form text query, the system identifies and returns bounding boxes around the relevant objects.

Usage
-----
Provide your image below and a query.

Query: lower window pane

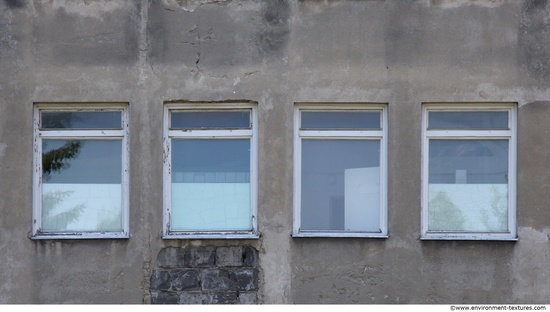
[41,139,123,232]
[171,139,251,231]
[301,139,381,232]
[428,139,509,232]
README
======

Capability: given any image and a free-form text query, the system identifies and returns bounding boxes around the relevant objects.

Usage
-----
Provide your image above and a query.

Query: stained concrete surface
[0,0,550,304]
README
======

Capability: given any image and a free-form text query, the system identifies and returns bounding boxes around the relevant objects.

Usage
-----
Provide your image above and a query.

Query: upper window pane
[41,111,122,129]
[428,111,508,130]
[171,111,251,129]
[301,111,381,130]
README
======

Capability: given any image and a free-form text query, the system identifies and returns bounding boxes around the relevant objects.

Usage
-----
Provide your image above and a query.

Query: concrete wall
[1,0,550,304]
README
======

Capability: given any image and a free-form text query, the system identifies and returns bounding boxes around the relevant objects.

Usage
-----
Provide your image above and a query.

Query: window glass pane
[171,111,250,129]
[41,111,122,129]
[428,139,509,232]
[41,139,123,232]
[301,139,381,232]
[171,139,251,231]
[428,111,508,129]
[301,111,381,129]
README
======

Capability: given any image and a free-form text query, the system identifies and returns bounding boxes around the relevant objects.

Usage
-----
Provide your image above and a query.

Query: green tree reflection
[41,140,85,231]
[428,190,466,231]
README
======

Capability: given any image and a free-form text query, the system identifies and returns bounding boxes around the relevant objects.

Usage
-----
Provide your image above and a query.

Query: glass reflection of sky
[41,111,121,129]
[42,140,122,184]
[171,139,250,182]
[171,111,250,129]
[301,112,381,130]
[429,140,508,184]
[301,139,380,231]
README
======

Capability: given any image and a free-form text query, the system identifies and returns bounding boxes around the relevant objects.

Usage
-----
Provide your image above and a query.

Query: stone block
[150,270,171,291]
[185,246,216,267]
[151,291,179,304]
[242,245,259,267]
[216,246,243,267]
[229,268,258,291]
[180,292,208,304]
[171,269,201,291]
[202,269,230,291]
[209,292,238,304]
[156,247,186,268]
[238,292,258,304]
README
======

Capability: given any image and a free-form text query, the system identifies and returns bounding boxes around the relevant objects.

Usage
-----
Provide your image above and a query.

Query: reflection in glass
[171,139,251,231]
[41,111,122,129]
[301,111,381,130]
[428,111,508,130]
[301,139,381,232]
[171,111,250,129]
[41,139,123,232]
[428,139,509,232]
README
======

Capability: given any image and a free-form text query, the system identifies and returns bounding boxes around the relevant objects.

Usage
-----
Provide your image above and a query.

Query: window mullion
[299,130,383,137]
[168,129,252,138]
[39,130,125,137]
[426,130,512,137]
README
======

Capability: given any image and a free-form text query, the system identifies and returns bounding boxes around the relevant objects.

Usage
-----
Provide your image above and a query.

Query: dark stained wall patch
[147,0,289,68]
[31,3,139,66]
[257,0,290,57]
[4,0,26,9]
[518,0,550,80]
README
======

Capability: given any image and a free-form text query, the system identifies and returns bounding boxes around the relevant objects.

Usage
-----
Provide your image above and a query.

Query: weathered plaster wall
[0,0,549,304]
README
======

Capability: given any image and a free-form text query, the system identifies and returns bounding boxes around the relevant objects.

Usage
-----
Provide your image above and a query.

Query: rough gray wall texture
[1,0,550,304]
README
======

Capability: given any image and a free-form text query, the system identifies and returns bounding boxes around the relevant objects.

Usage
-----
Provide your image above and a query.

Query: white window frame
[163,102,259,239]
[421,103,517,241]
[293,103,388,238]
[32,103,130,239]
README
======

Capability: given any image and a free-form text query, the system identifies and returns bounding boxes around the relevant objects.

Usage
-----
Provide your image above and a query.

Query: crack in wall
[188,25,229,80]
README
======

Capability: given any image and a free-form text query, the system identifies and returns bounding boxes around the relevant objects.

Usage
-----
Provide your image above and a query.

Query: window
[293,104,388,237]
[421,103,517,240]
[163,102,258,238]
[32,103,129,239]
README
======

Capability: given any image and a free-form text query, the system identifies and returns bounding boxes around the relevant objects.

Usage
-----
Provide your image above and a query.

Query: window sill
[30,232,130,240]
[292,232,388,238]
[421,234,518,241]
[163,232,260,239]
